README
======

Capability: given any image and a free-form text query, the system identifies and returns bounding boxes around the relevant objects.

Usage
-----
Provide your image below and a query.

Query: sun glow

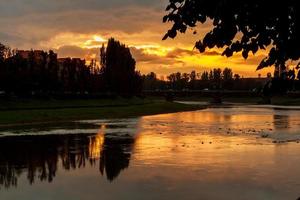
[94,35,106,42]
[134,44,174,57]
[39,31,274,77]
[180,54,221,66]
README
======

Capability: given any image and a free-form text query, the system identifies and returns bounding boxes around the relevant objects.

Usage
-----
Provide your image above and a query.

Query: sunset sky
[0,0,274,77]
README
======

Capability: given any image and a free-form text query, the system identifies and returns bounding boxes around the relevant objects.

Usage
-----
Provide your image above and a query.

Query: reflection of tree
[99,136,135,181]
[0,132,135,189]
[273,115,290,130]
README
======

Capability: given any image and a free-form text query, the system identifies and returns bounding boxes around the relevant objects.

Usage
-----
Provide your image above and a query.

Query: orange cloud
[0,2,274,77]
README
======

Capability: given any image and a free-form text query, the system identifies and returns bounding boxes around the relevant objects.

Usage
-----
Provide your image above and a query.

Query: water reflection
[0,130,135,189]
[273,115,290,130]
[1,106,300,199]
[99,134,134,181]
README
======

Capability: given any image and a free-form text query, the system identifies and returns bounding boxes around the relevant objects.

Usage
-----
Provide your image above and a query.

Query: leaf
[162,33,169,40]
[195,41,205,53]
[222,48,233,57]
[242,50,248,59]
[163,16,169,23]
[168,29,177,39]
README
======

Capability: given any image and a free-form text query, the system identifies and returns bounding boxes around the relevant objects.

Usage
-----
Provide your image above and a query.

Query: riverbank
[0,98,204,126]
[173,96,300,105]
[1,100,300,200]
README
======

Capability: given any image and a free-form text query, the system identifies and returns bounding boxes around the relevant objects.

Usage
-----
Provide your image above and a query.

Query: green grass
[270,97,300,105]
[0,97,150,110]
[0,99,204,126]
[2,95,299,127]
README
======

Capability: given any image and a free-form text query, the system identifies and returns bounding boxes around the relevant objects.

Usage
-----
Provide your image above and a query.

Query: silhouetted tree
[189,70,197,89]
[167,72,189,90]
[46,50,59,92]
[234,74,241,81]
[182,72,190,88]
[209,70,213,80]
[209,68,221,89]
[222,67,233,89]
[143,72,158,90]
[200,71,208,81]
[0,43,6,62]
[0,43,6,91]
[163,0,300,72]
[100,38,142,95]
[223,68,233,81]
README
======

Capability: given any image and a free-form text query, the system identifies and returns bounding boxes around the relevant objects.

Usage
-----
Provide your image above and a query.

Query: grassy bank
[0,98,203,126]
[0,98,149,111]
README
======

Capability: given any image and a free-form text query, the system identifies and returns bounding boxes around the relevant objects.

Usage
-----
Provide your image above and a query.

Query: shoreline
[1,96,300,128]
[0,100,204,127]
[173,96,300,106]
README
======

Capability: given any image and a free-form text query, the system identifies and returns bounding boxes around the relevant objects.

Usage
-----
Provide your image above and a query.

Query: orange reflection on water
[89,125,105,159]
[134,130,259,169]
[132,109,281,169]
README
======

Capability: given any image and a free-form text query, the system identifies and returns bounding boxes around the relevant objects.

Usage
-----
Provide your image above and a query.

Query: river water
[1,104,300,200]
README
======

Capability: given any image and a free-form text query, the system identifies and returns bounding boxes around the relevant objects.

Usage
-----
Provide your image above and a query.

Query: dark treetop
[163,0,300,70]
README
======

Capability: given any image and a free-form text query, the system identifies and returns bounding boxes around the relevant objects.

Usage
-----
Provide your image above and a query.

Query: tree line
[143,68,256,91]
[0,38,142,97]
[143,68,300,93]
[2,38,300,98]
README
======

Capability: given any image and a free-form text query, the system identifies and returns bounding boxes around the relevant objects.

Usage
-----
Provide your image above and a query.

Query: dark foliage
[0,133,134,188]
[143,68,300,93]
[100,38,143,96]
[163,0,300,70]
[0,39,143,97]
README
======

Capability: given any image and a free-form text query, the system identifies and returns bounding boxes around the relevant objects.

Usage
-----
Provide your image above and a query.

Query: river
[1,104,300,200]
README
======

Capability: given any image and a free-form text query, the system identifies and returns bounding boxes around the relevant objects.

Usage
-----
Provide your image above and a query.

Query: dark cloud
[0,1,269,77]
[0,1,168,49]
[130,47,182,66]
[0,0,167,17]
[130,47,159,62]
[56,45,99,60]
[202,50,221,56]
[166,48,196,58]
[165,48,221,59]
[56,45,86,58]
[0,32,20,45]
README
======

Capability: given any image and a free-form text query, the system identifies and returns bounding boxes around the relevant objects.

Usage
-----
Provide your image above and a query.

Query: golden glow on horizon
[39,32,274,77]
[180,54,221,66]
